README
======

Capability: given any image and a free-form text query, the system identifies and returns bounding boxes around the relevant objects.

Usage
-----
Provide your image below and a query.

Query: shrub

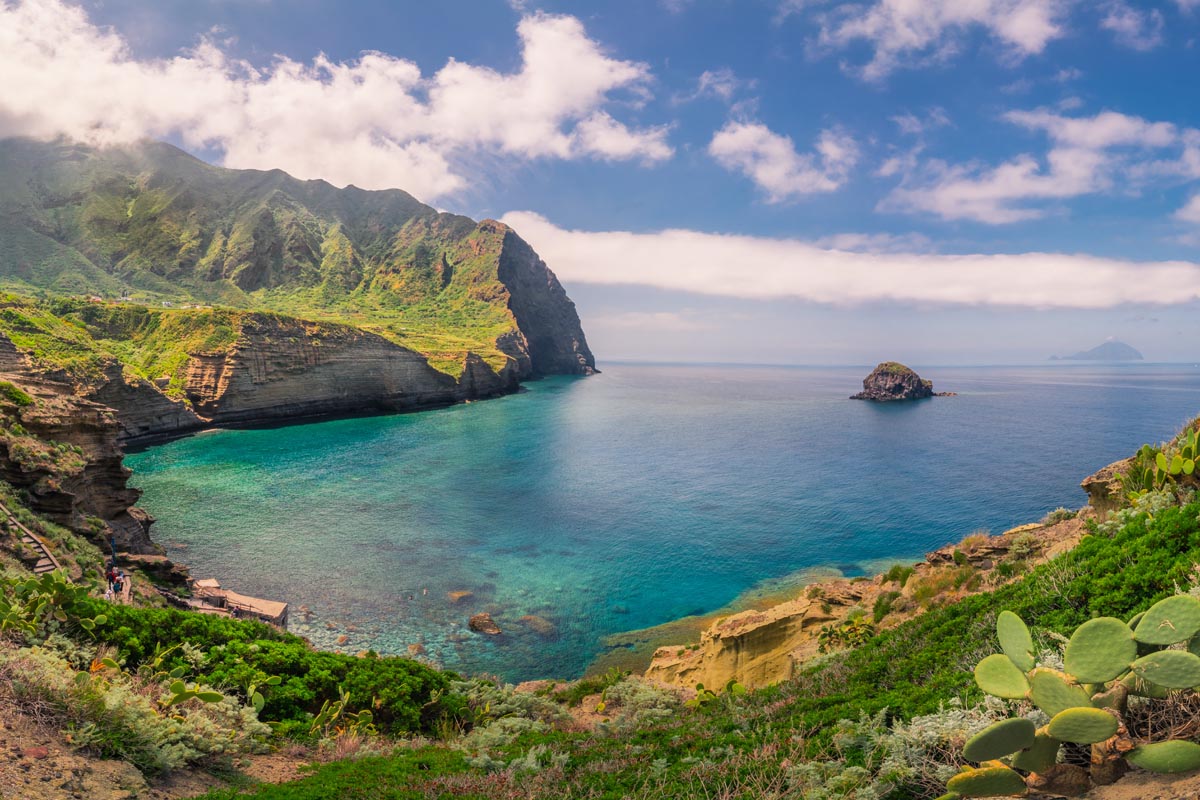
[883,564,915,588]
[872,591,901,624]
[0,646,269,775]
[1039,507,1076,525]
[0,381,34,407]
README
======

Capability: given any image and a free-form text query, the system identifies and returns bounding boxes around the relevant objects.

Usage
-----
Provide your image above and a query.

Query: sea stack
[851,362,950,401]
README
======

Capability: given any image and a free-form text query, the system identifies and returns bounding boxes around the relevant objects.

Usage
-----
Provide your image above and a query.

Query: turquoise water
[126,363,1200,680]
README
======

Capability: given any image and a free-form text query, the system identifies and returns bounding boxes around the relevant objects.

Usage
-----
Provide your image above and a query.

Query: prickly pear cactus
[946,595,1200,798]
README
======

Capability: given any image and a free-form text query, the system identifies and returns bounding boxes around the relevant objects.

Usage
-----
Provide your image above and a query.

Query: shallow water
[126,362,1200,680]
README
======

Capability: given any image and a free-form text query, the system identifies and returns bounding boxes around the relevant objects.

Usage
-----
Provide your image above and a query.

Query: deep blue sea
[126,363,1200,681]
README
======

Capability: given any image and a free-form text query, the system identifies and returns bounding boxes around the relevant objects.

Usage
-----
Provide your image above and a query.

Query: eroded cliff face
[0,336,155,552]
[176,314,516,429]
[50,313,522,443]
[494,224,596,377]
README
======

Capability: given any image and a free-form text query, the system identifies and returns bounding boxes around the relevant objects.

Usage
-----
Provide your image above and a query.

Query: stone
[469,613,502,635]
[447,590,474,604]
[407,642,426,656]
[519,614,559,639]
[850,362,952,402]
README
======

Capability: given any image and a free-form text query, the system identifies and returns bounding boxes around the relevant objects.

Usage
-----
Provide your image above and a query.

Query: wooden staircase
[2,503,63,575]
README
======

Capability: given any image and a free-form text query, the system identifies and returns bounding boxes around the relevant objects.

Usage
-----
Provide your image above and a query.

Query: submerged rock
[518,614,559,639]
[850,362,952,401]
[469,613,502,635]
[446,590,474,604]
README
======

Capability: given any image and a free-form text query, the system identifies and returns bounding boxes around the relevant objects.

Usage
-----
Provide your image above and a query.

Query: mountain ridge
[0,137,595,380]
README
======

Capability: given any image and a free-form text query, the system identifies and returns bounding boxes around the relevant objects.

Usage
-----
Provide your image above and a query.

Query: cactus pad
[1046,707,1119,744]
[963,718,1037,763]
[1063,617,1136,682]
[997,611,1036,671]
[1131,650,1200,689]
[1028,669,1090,717]
[946,765,1027,797]
[975,654,1031,699]
[1120,672,1169,699]
[1010,731,1061,774]
[1127,741,1200,774]
[1134,595,1200,645]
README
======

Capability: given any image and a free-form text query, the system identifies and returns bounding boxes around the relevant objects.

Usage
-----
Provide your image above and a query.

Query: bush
[0,646,269,774]
[882,564,915,588]
[0,381,33,407]
[1040,507,1077,525]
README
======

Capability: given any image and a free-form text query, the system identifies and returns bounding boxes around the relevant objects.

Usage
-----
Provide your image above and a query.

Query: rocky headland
[850,361,953,401]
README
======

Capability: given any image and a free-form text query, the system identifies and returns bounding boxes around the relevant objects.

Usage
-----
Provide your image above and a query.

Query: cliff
[0,336,154,553]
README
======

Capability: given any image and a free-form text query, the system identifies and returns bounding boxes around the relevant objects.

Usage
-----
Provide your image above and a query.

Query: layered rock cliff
[0,336,153,552]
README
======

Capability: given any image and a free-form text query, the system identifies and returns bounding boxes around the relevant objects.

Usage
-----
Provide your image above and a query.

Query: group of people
[104,563,126,602]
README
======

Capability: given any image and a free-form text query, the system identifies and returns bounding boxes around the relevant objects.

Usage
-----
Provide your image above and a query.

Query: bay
[126,362,1200,680]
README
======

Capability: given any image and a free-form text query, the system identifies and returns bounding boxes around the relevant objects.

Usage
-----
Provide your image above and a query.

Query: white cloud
[1100,1,1165,51]
[696,68,754,102]
[1177,195,1200,224]
[884,110,1196,224]
[891,108,951,136]
[501,210,1200,309]
[0,0,672,201]
[797,0,1069,81]
[708,121,858,201]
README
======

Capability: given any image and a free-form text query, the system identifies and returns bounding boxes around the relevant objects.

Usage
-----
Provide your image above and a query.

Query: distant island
[1052,340,1144,362]
[850,361,955,401]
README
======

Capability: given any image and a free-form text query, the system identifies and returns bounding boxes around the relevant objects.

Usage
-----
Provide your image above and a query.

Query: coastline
[583,556,922,677]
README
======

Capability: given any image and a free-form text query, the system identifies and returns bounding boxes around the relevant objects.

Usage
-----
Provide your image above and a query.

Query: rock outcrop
[643,514,1088,690]
[850,362,950,401]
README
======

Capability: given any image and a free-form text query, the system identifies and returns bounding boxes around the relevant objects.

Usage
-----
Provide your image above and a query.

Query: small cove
[126,362,1200,681]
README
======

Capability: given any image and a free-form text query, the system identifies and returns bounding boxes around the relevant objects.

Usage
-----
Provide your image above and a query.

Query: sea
[125,362,1200,681]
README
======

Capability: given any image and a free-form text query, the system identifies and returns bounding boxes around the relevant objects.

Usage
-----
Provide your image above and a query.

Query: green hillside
[0,138,546,375]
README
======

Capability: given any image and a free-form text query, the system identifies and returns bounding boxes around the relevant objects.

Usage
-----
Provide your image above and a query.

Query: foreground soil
[0,706,306,800]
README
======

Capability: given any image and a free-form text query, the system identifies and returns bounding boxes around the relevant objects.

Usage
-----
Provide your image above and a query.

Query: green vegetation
[0,140,539,377]
[0,380,33,406]
[947,594,1200,796]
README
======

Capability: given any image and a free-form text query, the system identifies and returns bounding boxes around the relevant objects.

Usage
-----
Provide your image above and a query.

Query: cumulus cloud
[884,110,1198,223]
[1100,1,1165,51]
[0,0,672,200]
[787,0,1069,81]
[500,210,1200,309]
[708,121,858,201]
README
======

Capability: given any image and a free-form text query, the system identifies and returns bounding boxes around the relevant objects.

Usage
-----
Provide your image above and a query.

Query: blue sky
[6,0,1200,363]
